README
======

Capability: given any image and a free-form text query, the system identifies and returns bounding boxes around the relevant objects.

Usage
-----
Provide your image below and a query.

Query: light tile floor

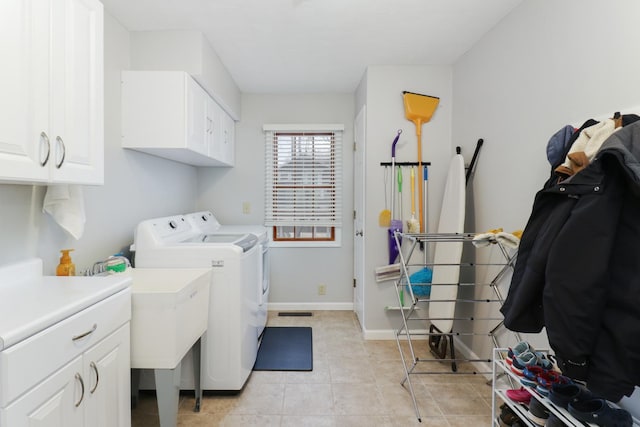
[131,311,494,426]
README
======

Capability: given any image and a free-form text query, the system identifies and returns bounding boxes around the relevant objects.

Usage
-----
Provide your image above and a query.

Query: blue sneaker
[510,351,538,375]
[507,341,533,366]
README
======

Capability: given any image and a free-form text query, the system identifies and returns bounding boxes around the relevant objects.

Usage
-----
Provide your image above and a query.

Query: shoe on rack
[545,414,564,427]
[511,351,539,376]
[506,387,532,404]
[546,353,562,373]
[512,351,550,376]
[527,397,550,427]
[507,341,533,366]
[548,382,592,409]
[568,398,633,427]
[535,371,570,396]
[533,352,554,371]
[499,403,522,426]
[521,366,547,387]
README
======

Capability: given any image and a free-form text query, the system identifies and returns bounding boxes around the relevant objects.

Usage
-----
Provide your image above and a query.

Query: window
[263,124,343,246]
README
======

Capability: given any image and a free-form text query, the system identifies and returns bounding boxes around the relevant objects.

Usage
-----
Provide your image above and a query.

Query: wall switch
[318,284,326,295]
[242,202,250,214]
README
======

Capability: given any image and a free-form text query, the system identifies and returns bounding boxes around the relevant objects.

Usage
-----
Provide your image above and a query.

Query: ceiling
[101,0,523,93]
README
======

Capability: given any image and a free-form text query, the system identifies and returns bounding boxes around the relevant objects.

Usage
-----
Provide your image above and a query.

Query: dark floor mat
[253,326,313,371]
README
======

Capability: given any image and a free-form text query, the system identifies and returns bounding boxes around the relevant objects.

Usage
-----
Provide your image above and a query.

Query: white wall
[197,93,355,307]
[0,12,199,274]
[129,30,241,119]
[452,0,640,389]
[360,65,453,335]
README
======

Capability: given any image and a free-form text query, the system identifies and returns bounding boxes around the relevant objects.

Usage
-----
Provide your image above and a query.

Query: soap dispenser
[56,249,76,276]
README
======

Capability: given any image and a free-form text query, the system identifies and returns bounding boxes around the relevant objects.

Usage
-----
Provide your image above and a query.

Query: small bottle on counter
[56,249,76,276]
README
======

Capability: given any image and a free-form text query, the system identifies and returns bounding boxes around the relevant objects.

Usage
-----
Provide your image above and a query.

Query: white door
[1,357,84,427]
[83,324,131,427]
[353,106,366,328]
[0,0,52,183]
[51,0,104,184]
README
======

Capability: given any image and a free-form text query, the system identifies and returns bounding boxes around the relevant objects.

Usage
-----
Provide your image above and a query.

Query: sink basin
[129,268,211,369]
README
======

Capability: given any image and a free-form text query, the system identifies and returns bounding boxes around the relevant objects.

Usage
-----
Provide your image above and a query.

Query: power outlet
[242,202,251,214]
[318,284,327,295]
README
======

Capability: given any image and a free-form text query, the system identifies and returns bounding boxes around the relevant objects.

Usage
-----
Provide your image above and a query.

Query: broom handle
[417,130,424,232]
[410,167,416,215]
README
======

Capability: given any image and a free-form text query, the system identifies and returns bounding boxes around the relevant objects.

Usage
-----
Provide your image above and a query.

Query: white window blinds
[264,124,343,227]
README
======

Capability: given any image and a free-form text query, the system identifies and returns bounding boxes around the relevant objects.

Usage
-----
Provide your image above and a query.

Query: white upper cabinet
[121,70,235,167]
[0,0,104,185]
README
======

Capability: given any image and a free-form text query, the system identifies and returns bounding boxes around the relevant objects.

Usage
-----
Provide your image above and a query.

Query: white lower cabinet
[81,324,131,427]
[1,324,130,427]
[0,285,131,427]
[121,70,235,167]
[2,356,84,427]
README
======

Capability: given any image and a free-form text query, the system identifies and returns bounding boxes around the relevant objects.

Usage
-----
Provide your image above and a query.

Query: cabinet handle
[72,323,97,341]
[55,136,66,169]
[75,373,85,407]
[89,361,99,394]
[40,132,51,167]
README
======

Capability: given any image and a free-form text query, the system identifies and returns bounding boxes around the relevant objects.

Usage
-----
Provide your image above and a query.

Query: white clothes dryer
[133,213,261,391]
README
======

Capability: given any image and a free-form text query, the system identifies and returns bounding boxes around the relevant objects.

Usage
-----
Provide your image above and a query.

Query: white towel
[496,231,520,249]
[43,185,86,240]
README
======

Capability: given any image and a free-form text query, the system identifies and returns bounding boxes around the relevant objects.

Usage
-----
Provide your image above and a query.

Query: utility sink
[129,267,212,426]
[129,267,211,369]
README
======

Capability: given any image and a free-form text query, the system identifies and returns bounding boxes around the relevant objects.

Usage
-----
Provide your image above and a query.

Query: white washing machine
[133,213,262,391]
[185,211,270,337]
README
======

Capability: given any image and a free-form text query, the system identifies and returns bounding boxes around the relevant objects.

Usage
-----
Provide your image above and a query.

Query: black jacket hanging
[501,120,640,401]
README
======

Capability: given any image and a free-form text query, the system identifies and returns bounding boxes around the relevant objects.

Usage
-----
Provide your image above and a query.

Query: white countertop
[0,259,132,351]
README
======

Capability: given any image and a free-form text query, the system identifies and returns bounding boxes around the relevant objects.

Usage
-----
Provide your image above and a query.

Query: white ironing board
[428,154,466,333]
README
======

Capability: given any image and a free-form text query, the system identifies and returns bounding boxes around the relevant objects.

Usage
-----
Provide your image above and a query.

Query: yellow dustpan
[402,91,439,232]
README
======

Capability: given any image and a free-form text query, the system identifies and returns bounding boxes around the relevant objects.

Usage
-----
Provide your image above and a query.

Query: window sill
[269,240,342,248]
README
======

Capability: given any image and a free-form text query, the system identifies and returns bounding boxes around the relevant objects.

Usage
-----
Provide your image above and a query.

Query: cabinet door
[186,77,209,157]
[207,97,223,161]
[221,111,235,166]
[207,100,235,166]
[205,96,219,158]
[0,0,52,183]
[50,0,104,184]
[0,357,84,427]
[83,324,131,427]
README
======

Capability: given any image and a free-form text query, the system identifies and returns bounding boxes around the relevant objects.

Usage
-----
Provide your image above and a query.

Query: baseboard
[267,302,353,311]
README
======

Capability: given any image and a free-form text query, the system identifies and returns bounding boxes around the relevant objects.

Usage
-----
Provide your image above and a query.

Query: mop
[387,130,403,265]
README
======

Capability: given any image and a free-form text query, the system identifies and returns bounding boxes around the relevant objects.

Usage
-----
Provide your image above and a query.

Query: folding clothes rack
[392,231,519,422]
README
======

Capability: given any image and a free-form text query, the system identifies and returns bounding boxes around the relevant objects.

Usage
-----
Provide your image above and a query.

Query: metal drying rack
[392,231,520,422]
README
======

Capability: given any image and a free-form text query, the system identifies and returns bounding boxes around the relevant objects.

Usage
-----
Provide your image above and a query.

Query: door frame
[353,105,366,329]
